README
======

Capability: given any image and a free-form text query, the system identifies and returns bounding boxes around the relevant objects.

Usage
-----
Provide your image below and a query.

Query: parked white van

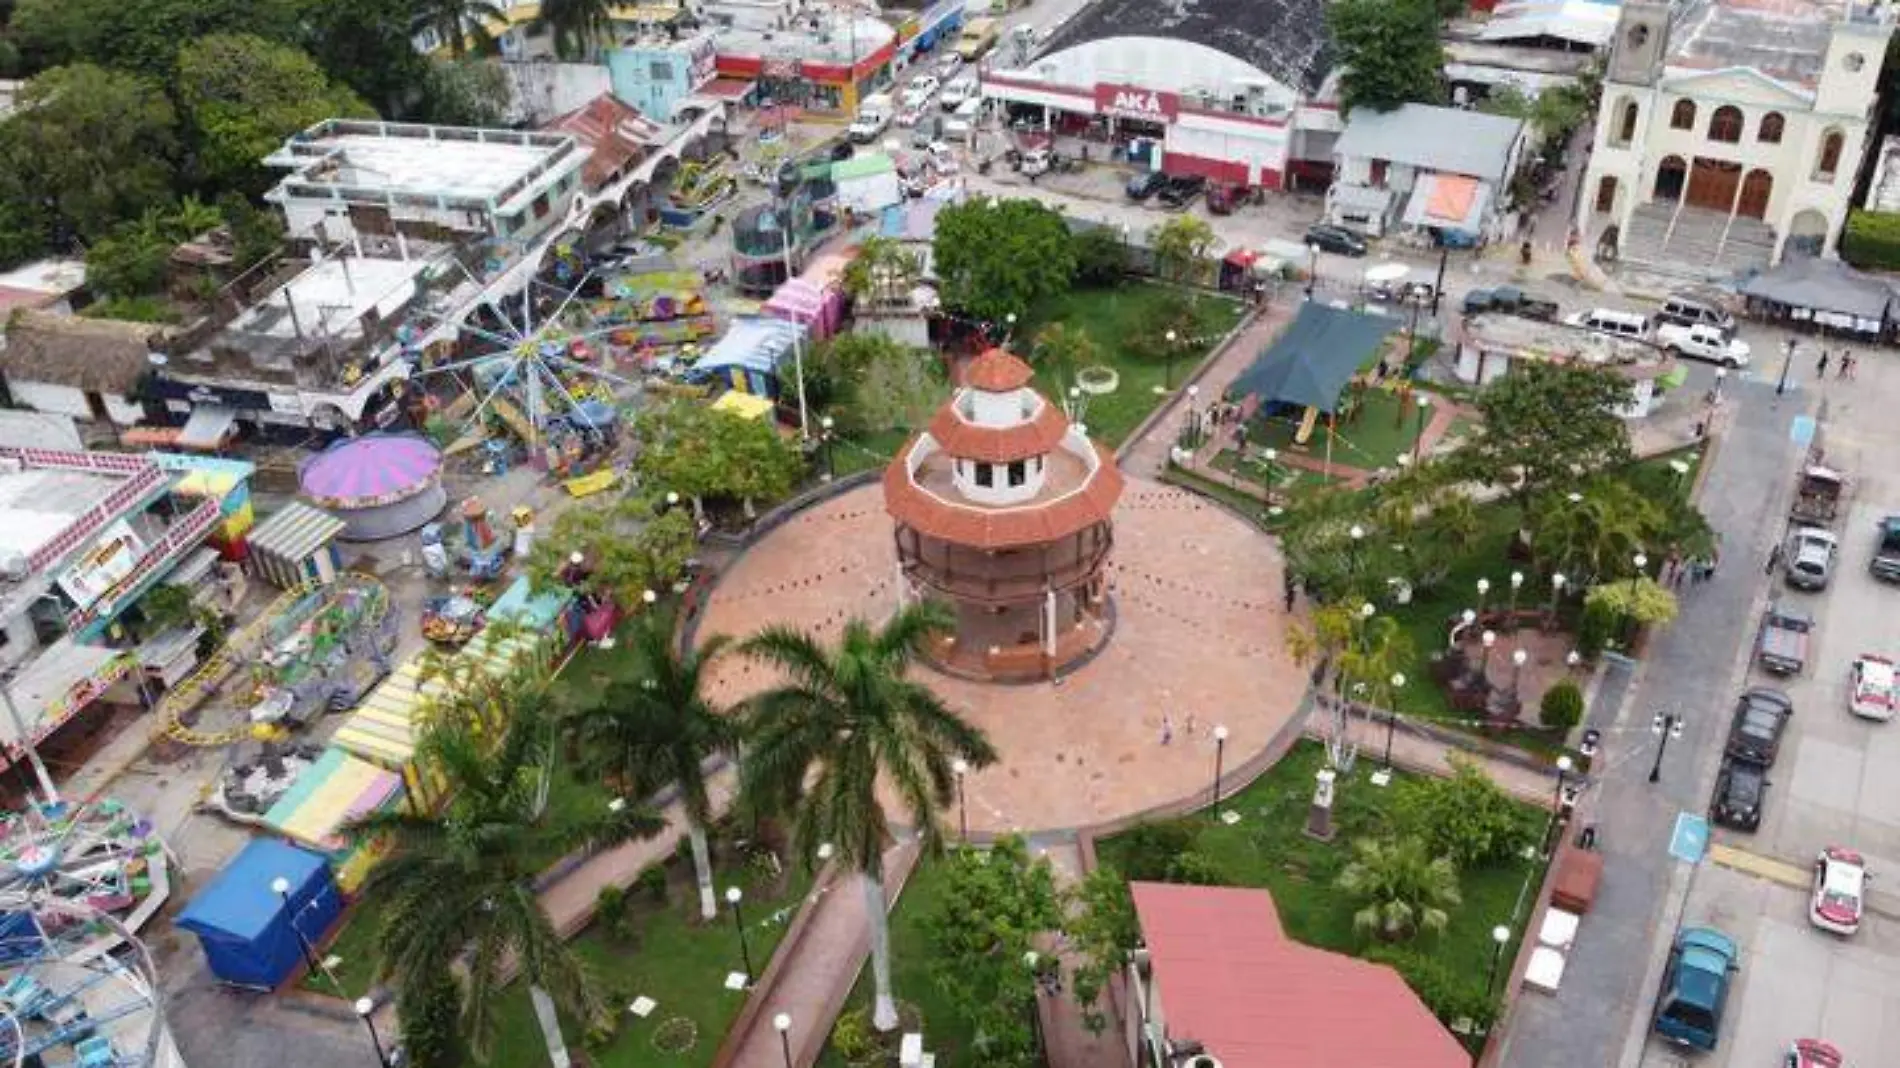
[1564,307,1652,340]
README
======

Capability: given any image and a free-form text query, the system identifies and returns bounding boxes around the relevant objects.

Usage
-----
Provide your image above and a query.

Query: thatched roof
[1,309,161,394]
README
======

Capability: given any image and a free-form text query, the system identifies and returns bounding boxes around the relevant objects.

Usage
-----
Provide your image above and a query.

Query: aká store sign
[1094,83,1179,124]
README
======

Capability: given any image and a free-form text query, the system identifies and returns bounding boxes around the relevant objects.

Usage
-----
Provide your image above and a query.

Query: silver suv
[1785,526,1839,591]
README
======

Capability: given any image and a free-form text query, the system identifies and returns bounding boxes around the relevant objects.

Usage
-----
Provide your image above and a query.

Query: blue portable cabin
[175,838,343,990]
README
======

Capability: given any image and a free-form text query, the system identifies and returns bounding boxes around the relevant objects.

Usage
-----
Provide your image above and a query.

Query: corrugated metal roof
[249,502,346,563]
[1336,104,1523,182]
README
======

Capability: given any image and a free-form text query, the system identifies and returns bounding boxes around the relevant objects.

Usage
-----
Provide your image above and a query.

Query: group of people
[1816,349,1859,380]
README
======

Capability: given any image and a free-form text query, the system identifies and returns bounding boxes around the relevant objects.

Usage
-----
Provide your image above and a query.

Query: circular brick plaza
[695,476,1307,834]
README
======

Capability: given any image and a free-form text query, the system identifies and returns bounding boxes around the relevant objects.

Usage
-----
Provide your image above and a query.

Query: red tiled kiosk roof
[925,400,1068,463]
[1131,883,1467,1068]
[963,347,1036,391]
[883,437,1123,550]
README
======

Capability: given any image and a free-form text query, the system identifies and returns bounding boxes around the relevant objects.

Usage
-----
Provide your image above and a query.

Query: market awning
[1227,302,1399,414]
[176,405,238,450]
[1738,255,1897,324]
[684,77,755,108]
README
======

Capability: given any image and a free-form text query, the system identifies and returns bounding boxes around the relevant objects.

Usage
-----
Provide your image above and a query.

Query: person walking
[1765,541,1785,575]
[1817,349,1830,378]
[1160,715,1173,746]
[1839,350,1852,378]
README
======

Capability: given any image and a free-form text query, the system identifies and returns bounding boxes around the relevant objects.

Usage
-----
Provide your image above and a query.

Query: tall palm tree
[739,602,998,1031]
[413,0,507,58]
[567,615,738,921]
[1336,836,1462,942]
[347,697,663,1060]
[534,0,615,59]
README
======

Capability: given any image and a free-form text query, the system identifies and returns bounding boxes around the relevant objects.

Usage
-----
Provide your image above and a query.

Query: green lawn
[1095,740,1544,1028]
[1244,387,1431,475]
[1020,284,1247,447]
[815,860,970,1067]
[830,428,912,478]
[486,853,815,1067]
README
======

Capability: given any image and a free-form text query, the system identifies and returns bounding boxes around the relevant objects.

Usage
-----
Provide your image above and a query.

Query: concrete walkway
[1120,302,1294,476]
[537,768,736,939]
[716,841,919,1068]
[1305,710,1560,810]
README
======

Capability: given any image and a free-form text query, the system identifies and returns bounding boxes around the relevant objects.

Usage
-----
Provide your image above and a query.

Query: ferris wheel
[406,264,650,460]
[0,801,173,1067]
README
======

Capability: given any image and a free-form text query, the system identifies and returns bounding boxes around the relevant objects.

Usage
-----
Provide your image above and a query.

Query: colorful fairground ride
[0,801,176,1066]
[418,499,537,645]
[659,157,739,226]
[158,572,396,752]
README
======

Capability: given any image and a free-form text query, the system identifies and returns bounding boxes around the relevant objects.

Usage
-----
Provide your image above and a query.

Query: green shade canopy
[1228,302,1400,413]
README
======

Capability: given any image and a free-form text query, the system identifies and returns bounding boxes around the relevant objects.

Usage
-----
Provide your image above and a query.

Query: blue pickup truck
[1654,926,1740,1051]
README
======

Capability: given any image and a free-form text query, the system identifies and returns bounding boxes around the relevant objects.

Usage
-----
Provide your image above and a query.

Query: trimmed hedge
[1840,210,1900,270]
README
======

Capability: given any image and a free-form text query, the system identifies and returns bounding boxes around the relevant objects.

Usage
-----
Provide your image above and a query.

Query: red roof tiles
[883,438,1123,551]
[1131,882,1467,1068]
[925,401,1068,463]
[963,347,1036,392]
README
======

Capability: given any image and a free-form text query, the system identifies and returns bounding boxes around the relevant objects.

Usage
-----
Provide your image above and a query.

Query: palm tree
[347,698,663,1060]
[414,0,507,58]
[1335,836,1462,942]
[739,602,998,1031]
[535,0,614,59]
[567,615,738,921]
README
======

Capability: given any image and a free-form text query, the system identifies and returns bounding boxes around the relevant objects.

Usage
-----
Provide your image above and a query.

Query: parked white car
[1848,654,1895,721]
[944,96,983,139]
[1657,322,1751,368]
[901,76,940,109]
[1809,846,1867,935]
[940,75,978,111]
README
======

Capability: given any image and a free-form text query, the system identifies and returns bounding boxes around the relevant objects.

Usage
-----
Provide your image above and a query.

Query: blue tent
[176,838,341,989]
[687,316,807,398]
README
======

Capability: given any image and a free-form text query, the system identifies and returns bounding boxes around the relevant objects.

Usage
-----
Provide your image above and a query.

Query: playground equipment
[460,498,508,582]
[298,434,447,542]
[512,505,534,559]
[420,589,488,647]
[666,158,738,216]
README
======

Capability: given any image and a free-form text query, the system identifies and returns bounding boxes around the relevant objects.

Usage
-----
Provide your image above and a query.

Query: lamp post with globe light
[1648,710,1684,783]
[1211,726,1230,805]
[1480,629,1497,677]
[1548,572,1567,618]
[1510,648,1529,698]
[1487,925,1512,993]
[773,1013,794,1068]
[1411,394,1431,463]
[356,997,393,1067]
[726,886,754,982]
[1542,755,1575,857]
[1507,571,1524,625]
[1476,577,1492,617]
[1379,672,1406,776]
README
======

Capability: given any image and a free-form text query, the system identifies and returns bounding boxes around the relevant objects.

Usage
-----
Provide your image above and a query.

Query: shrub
[1114,818,1197,881]
[1841,209,1900,271]
[1540,679,1585,731]
[1165,850,1227,886]
[397,970,464,1068]
[634,864,669,905]
[1577,596,1618,658]
[831,1006,880,1065]
[1392,758,1533,869]
[1071,226,1127,286]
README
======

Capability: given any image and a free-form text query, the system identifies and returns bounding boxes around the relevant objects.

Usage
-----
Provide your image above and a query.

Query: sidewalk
[716,841,919,1068]
[1120,302,1293,477]
[1306,711,1559,809]
[536,768,737,938]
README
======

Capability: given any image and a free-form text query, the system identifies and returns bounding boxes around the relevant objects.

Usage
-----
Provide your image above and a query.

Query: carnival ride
[156,575,394,750]
[0,800,175,1067]
[298,435,447,543]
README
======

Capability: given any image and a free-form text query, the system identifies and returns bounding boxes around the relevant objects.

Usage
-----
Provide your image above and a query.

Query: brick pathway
[1120,302,1292,477]
[716,842,919,1068]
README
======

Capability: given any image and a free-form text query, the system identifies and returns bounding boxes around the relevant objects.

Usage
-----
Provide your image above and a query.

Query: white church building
[1577,0,1892,276]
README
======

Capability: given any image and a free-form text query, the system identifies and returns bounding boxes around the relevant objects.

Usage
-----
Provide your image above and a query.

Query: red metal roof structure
[544,95,665,191]
[1131,882,1468,1068]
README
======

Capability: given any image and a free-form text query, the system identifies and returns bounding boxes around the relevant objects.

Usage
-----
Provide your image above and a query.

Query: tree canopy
[633,401,805,515]
[932,197,1077,323]
[1456,362,1634,527]
[922,837,1062,1067]
[176,34,374,193]
[0,64,179,257]
[1326,0,1448,113]
[1151,214,1216,285]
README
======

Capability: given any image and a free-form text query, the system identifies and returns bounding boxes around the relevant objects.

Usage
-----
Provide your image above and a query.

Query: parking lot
[1633,369,1900,1064]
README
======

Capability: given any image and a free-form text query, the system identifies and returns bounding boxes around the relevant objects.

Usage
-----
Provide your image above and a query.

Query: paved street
[1496,349,1900,1067]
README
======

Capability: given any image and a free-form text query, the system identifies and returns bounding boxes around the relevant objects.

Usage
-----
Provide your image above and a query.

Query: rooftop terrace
[265,120,584,216]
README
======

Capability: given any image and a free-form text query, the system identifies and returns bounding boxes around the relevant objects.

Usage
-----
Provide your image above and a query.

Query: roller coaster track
[153,575,392,747]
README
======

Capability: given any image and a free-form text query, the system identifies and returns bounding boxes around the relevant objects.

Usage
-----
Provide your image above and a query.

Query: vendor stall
[764,277,846,341]
[151,452,257,558]
[175,838,341,990]
[687,316,809,399]
[246,502,347,590]
[331,576,578,804]
[262,748,404,890]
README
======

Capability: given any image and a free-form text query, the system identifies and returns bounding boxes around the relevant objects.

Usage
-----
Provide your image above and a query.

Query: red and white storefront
[982,72,1341,191]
